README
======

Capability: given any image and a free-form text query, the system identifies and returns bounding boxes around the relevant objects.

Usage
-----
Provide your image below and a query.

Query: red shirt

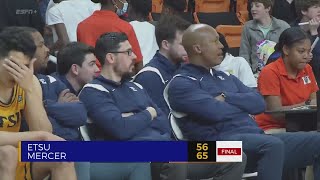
[77,10,143,69]
[256,58,318,130]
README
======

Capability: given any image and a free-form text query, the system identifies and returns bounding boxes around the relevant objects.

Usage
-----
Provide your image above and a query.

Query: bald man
[166,24,320,180]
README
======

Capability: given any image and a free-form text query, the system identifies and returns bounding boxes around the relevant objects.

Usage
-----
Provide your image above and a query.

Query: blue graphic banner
[19,141,189,162]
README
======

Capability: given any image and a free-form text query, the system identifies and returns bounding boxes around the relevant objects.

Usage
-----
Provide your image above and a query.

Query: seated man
[79,32,246,180]
[0,27,76,180]
[17,27,87,141]
[56,41,152,180]
[166,24,320,180]
[213,33,257,88]
[55,42,99,95]
[134,14,190,117]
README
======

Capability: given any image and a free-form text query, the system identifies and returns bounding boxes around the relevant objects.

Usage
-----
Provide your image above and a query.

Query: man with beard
[20,27,90,180]
[19,27,87,141]
[134,14,190,117]
[79,32,246,180]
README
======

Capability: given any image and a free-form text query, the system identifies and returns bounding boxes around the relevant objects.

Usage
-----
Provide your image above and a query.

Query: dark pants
[227,132,320,180]
[151,159,246,180]
[90,163,151,180]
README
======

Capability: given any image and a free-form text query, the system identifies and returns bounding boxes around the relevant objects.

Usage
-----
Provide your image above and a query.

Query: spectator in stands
[0,0,45,34]
[0,26,76,180]
[127,0,159,65]
[240,0,290,75]
[214,33,257,88]
[248,0,297,23]
[134,15,190,117]
[272,0,297,24]
[77,0,143,73]
[166,23,320,180]
[46,0,100,52]
[79,32,246,180]
[293,0,320,84]
[56,42,99,95]
[162,0,187,14]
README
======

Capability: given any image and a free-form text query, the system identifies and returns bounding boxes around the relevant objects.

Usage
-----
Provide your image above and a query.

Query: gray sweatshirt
[239,17,290,72]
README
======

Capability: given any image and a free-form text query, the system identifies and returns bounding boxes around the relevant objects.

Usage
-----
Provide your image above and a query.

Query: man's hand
[214,94,225,102]
[146,107,157,120]
[58,89,79,103]
[121,112,134,117]
[3,57,37,92]
[40,131,65,141]
[309,17,320,36]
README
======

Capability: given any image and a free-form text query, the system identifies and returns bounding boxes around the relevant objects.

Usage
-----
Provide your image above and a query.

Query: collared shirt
[77,10,143,69]
[256,58,319,130]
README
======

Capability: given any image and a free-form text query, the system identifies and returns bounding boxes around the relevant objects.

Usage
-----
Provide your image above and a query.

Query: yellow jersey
[0,84,25,132]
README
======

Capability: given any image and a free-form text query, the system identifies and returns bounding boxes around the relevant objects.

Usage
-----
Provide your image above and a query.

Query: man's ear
[71,64,79,75]
[161,40,170,51]
[193,44,201,54]
[105,53,116,64]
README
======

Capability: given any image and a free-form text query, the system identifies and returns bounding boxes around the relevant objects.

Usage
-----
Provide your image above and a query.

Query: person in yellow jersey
[0,26,76,180]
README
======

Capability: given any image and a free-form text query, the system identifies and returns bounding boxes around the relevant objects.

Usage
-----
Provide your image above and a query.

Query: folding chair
[237,10,249,25]
[236,0,248,12]
[216,25,243,48]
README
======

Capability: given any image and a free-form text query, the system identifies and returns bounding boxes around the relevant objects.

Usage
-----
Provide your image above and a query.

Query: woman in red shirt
[256,27,317,134]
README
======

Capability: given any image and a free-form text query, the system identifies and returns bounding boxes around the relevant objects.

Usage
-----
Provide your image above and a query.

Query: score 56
[196,143,208,160]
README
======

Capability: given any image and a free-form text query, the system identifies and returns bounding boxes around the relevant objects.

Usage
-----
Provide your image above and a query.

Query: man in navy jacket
[134,15,190,117]
[54,42,99,95]
[22,27,87,141]
[166,23,320,180]
[79,32,246,180]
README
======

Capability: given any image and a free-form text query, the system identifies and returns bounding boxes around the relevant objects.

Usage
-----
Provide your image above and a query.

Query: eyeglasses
[109,49,133,56]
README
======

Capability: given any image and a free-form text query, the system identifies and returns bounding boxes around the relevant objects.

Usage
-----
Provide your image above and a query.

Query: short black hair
[95,32,128,66]
[57,42,95,75]
[163,0,187,13]
[0,26,36,60]
[129,0,152,17]
[156,14,191,48]
[275,27,309,54]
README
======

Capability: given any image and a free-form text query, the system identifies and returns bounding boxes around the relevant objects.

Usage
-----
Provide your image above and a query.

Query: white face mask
[115,0,128,16]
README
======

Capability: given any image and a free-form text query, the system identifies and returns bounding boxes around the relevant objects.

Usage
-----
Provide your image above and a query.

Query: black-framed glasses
[109,49,133,56]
